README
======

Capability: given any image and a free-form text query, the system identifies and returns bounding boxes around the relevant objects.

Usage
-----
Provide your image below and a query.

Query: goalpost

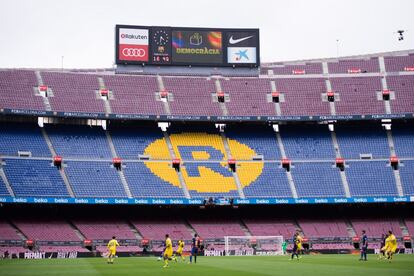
[224,236,284,256]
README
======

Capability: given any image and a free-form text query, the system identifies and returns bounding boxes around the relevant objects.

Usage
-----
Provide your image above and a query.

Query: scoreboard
[115,25,260,67]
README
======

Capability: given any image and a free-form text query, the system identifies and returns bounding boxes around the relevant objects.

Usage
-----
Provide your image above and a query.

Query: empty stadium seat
[292,162,345,197]
[346,161,398,196]
[46,125,112,158]
[3,159,69,197]
[123,162,184,198]
[0,123,50,157]
[65,161,126,198]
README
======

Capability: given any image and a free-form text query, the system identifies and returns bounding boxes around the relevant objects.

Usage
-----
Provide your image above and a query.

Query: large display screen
[115,25,259,67]
[172,30,223,64]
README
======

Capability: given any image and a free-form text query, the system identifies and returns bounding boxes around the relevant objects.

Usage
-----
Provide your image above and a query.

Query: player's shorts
[191,247,198,255]
[292,245,298,252]
[176,248,183,254]
[109,248,116,256]
[297,244,302,250]
[164,248,173,258]
[388,246,397,253]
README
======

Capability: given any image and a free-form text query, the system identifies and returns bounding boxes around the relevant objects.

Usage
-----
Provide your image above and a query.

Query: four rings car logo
[122,48,146,57]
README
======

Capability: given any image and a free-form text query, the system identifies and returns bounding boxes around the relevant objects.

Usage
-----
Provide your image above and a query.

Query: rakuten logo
[119,28,148,45]
[120,33,148,40]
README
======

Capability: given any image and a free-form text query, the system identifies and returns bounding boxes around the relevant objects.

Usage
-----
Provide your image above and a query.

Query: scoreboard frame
[115,25,260,67]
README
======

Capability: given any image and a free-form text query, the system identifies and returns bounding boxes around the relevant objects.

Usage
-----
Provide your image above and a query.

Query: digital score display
[115,25,259,67]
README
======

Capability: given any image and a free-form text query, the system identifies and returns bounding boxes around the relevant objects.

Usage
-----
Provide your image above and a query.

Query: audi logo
[122,48,146,57]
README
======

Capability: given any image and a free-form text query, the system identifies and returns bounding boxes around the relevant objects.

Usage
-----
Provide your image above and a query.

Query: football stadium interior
[1,49,414,261]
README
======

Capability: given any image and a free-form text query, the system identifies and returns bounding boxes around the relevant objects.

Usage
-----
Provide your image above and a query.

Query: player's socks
[194,255,197,263]
[189,255,192,263]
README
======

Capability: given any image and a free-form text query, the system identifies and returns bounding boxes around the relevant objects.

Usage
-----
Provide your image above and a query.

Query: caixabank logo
[143,133,263,193]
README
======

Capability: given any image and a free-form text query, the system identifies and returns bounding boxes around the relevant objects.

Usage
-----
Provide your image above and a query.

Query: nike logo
[229,35,254,44]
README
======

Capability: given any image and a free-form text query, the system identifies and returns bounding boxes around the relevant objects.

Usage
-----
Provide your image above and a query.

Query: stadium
[1,1,414,275]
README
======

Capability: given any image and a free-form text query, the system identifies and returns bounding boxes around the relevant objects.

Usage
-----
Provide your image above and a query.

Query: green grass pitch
[1,254,414,276]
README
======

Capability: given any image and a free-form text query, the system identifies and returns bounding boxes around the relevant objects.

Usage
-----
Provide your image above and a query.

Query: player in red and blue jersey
[189,234,200,264]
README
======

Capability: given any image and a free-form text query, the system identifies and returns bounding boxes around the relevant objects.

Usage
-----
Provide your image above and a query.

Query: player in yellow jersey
[296,233,304,258]
[107,236,119,264]
[163,234,175,268]
[384,230,397,262]
[174,239,185,261]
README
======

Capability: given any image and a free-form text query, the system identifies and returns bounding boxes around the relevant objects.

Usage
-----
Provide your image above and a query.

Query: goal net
[224,236,284,256]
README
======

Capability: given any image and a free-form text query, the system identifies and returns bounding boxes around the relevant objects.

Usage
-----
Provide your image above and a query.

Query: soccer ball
[157,257,162,261]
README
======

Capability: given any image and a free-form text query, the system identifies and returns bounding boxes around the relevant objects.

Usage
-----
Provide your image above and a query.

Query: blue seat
[0,123,50,157]
[3,159,68,197]
[65,161,126,198]
[123,162,185,198]
[336,125,390,159]
[110,125,163,159]
[399,160,414,195]
[243,163,292,198]
[292,162,345,197]
[281,125,335,159]
[226,125,281,160]
[346,161,398,196]
[46,125,112,158]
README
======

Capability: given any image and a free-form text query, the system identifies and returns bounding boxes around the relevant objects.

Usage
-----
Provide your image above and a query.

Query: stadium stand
[345,161,398,196]
[280,125,335,159]
[263,62,323,75]
[335,124,390,159]
[274,78,330,116]
[3,159,69,197]
[123,162,184,198]
[384,53,414,72]
[399,160,414,195]
[351,218,403,237]
[109,124,164,159]
[65,161,126,198]
[225,125,280,160]
[298,219,349,238]
[221,78,274,116]
[163,76,221,116]
[0,70,44,110]
[392,123,414,157]
[404,218,414,238]
[182,161,239,198]
[72,220,136,240]
[0,123,50,157]
[0,221,21,240]
[241,163,292,198]
[46,125,112,159]
[330,77,384,115]
[291,162,345,197]
[327,58,380,73]
[243,219,297,237]
[386,75,414,114]
[41,72,104,113]
[131,219,192,240]
[188,219,245,239]
[13,220,80,241]
[0,177,10,196]
[102,75,164,115]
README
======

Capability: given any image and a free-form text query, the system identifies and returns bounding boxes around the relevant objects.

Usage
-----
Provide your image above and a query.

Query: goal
[224,236,284,256]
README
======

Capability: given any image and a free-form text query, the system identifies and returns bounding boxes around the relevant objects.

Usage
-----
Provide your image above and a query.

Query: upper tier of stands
[0,121,413,199]
[1,51,413,117]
